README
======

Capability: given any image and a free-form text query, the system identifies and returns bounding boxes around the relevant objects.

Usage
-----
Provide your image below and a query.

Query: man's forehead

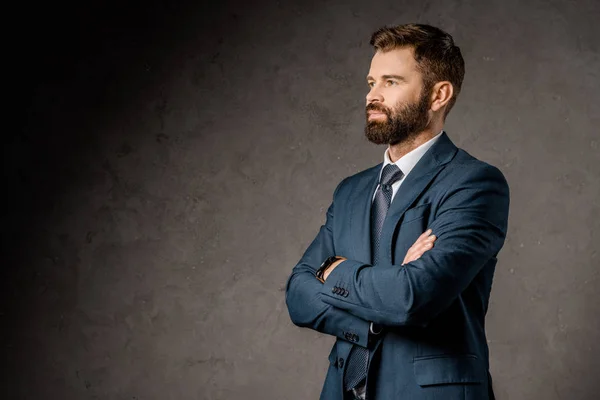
[368,48,417,75]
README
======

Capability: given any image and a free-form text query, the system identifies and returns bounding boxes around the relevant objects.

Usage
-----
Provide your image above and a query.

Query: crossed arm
[284,181,437,346]
[317,165,510,328]
[322,229,437,281]
[286,164,509,337]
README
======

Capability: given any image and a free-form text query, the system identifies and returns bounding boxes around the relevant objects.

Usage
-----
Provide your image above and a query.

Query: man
[285,23,510,400]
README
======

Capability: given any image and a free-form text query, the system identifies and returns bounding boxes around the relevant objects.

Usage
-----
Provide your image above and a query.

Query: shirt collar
[379,130,444,181]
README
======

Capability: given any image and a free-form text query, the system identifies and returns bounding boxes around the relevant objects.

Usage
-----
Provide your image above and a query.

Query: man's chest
[333,187,442,266]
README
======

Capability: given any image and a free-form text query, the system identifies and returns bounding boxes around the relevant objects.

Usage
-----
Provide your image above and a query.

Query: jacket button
[338,358,344,368]
[353,334,359,342]
[331,287,336,294]
[343,289,349,297]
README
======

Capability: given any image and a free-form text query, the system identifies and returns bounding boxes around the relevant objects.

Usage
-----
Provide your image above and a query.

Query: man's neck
[387,127,442,163]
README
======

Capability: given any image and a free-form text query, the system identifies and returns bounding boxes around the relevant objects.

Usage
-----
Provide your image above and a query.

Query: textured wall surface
[3,0,599,399]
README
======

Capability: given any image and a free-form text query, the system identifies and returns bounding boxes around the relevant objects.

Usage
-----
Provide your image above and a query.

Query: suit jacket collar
[378,130,444,182]
[348,131,458,265]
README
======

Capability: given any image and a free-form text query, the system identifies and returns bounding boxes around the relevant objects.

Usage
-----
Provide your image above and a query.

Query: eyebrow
[366,74,407,82]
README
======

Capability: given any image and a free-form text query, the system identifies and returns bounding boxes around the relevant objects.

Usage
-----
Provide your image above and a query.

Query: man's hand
[323,257,347,281]
[402,229,436,265]
[323,229,435,281]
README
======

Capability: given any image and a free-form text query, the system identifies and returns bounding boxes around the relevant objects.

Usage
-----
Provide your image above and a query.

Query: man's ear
[430,81,453,112]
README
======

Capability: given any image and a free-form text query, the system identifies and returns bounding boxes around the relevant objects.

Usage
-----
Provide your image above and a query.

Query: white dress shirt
[372,130,444,203]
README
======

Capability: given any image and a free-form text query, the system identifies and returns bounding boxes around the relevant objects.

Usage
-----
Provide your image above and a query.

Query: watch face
[320,256,336,268]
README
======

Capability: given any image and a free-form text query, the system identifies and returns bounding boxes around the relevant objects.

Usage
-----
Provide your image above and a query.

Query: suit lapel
[377,132,458,265]
[348,132,458,266]
[348,166,380,264]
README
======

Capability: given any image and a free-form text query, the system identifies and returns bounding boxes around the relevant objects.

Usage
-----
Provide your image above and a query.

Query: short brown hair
[370,24,465,119]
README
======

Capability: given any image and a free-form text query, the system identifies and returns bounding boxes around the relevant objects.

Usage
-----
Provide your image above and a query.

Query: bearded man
[285,23,510,400]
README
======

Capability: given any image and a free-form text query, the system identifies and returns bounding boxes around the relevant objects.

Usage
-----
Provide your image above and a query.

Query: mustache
[366,103,390,114]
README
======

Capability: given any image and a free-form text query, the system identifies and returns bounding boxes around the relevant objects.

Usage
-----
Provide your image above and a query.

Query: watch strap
[316,255,342,282]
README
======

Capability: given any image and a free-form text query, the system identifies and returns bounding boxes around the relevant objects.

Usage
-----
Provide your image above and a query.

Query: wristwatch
[315,255,343,283]
[368,322,384,346]
[370,322,383,335]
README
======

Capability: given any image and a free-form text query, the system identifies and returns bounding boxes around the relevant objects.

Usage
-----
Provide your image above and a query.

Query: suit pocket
[413,354,484,386]
[402,203,431,225]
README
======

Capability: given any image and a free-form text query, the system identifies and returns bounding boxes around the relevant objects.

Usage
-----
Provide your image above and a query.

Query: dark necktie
[343,163,404,391]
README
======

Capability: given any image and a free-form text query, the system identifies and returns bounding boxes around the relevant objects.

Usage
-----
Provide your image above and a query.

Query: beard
[364,89,431,146]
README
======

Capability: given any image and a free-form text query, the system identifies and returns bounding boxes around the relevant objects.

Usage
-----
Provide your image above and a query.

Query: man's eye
[386,80,397,86]
[368,82,375,87]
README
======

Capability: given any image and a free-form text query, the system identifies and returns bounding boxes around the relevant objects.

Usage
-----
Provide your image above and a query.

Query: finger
[417,229,432,241]
[405,249,425,263]
[403,246,418,262]
[414,241,434,255]
[405,232,436,264]
[413,238,434,252]
[411,244,433,261]
[414,236,437,249]
[422,240,436,250]
[405,243,428,263]
[414,233,436,247]
[422,234,436,243]
[406,243,421,257]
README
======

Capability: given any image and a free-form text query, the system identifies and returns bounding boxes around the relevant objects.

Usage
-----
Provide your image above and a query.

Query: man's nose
[366,87,383,104]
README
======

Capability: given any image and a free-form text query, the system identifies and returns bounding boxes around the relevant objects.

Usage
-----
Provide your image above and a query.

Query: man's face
[365,47,432,145]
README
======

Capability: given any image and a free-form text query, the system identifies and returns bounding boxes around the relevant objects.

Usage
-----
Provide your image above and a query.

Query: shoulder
[446,148,509,188]
[333,163,381,197]
[437,148,510,210]
[345,163,382,182]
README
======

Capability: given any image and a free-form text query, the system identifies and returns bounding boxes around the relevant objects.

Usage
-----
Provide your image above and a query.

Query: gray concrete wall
[3,0,599,399]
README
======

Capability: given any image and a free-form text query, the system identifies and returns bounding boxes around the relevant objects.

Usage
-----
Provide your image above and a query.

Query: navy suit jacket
[285,132,510,399]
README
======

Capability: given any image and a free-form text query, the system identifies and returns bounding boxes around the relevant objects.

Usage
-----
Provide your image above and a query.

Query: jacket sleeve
[318,165,510,328]
[285,179,371,348]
